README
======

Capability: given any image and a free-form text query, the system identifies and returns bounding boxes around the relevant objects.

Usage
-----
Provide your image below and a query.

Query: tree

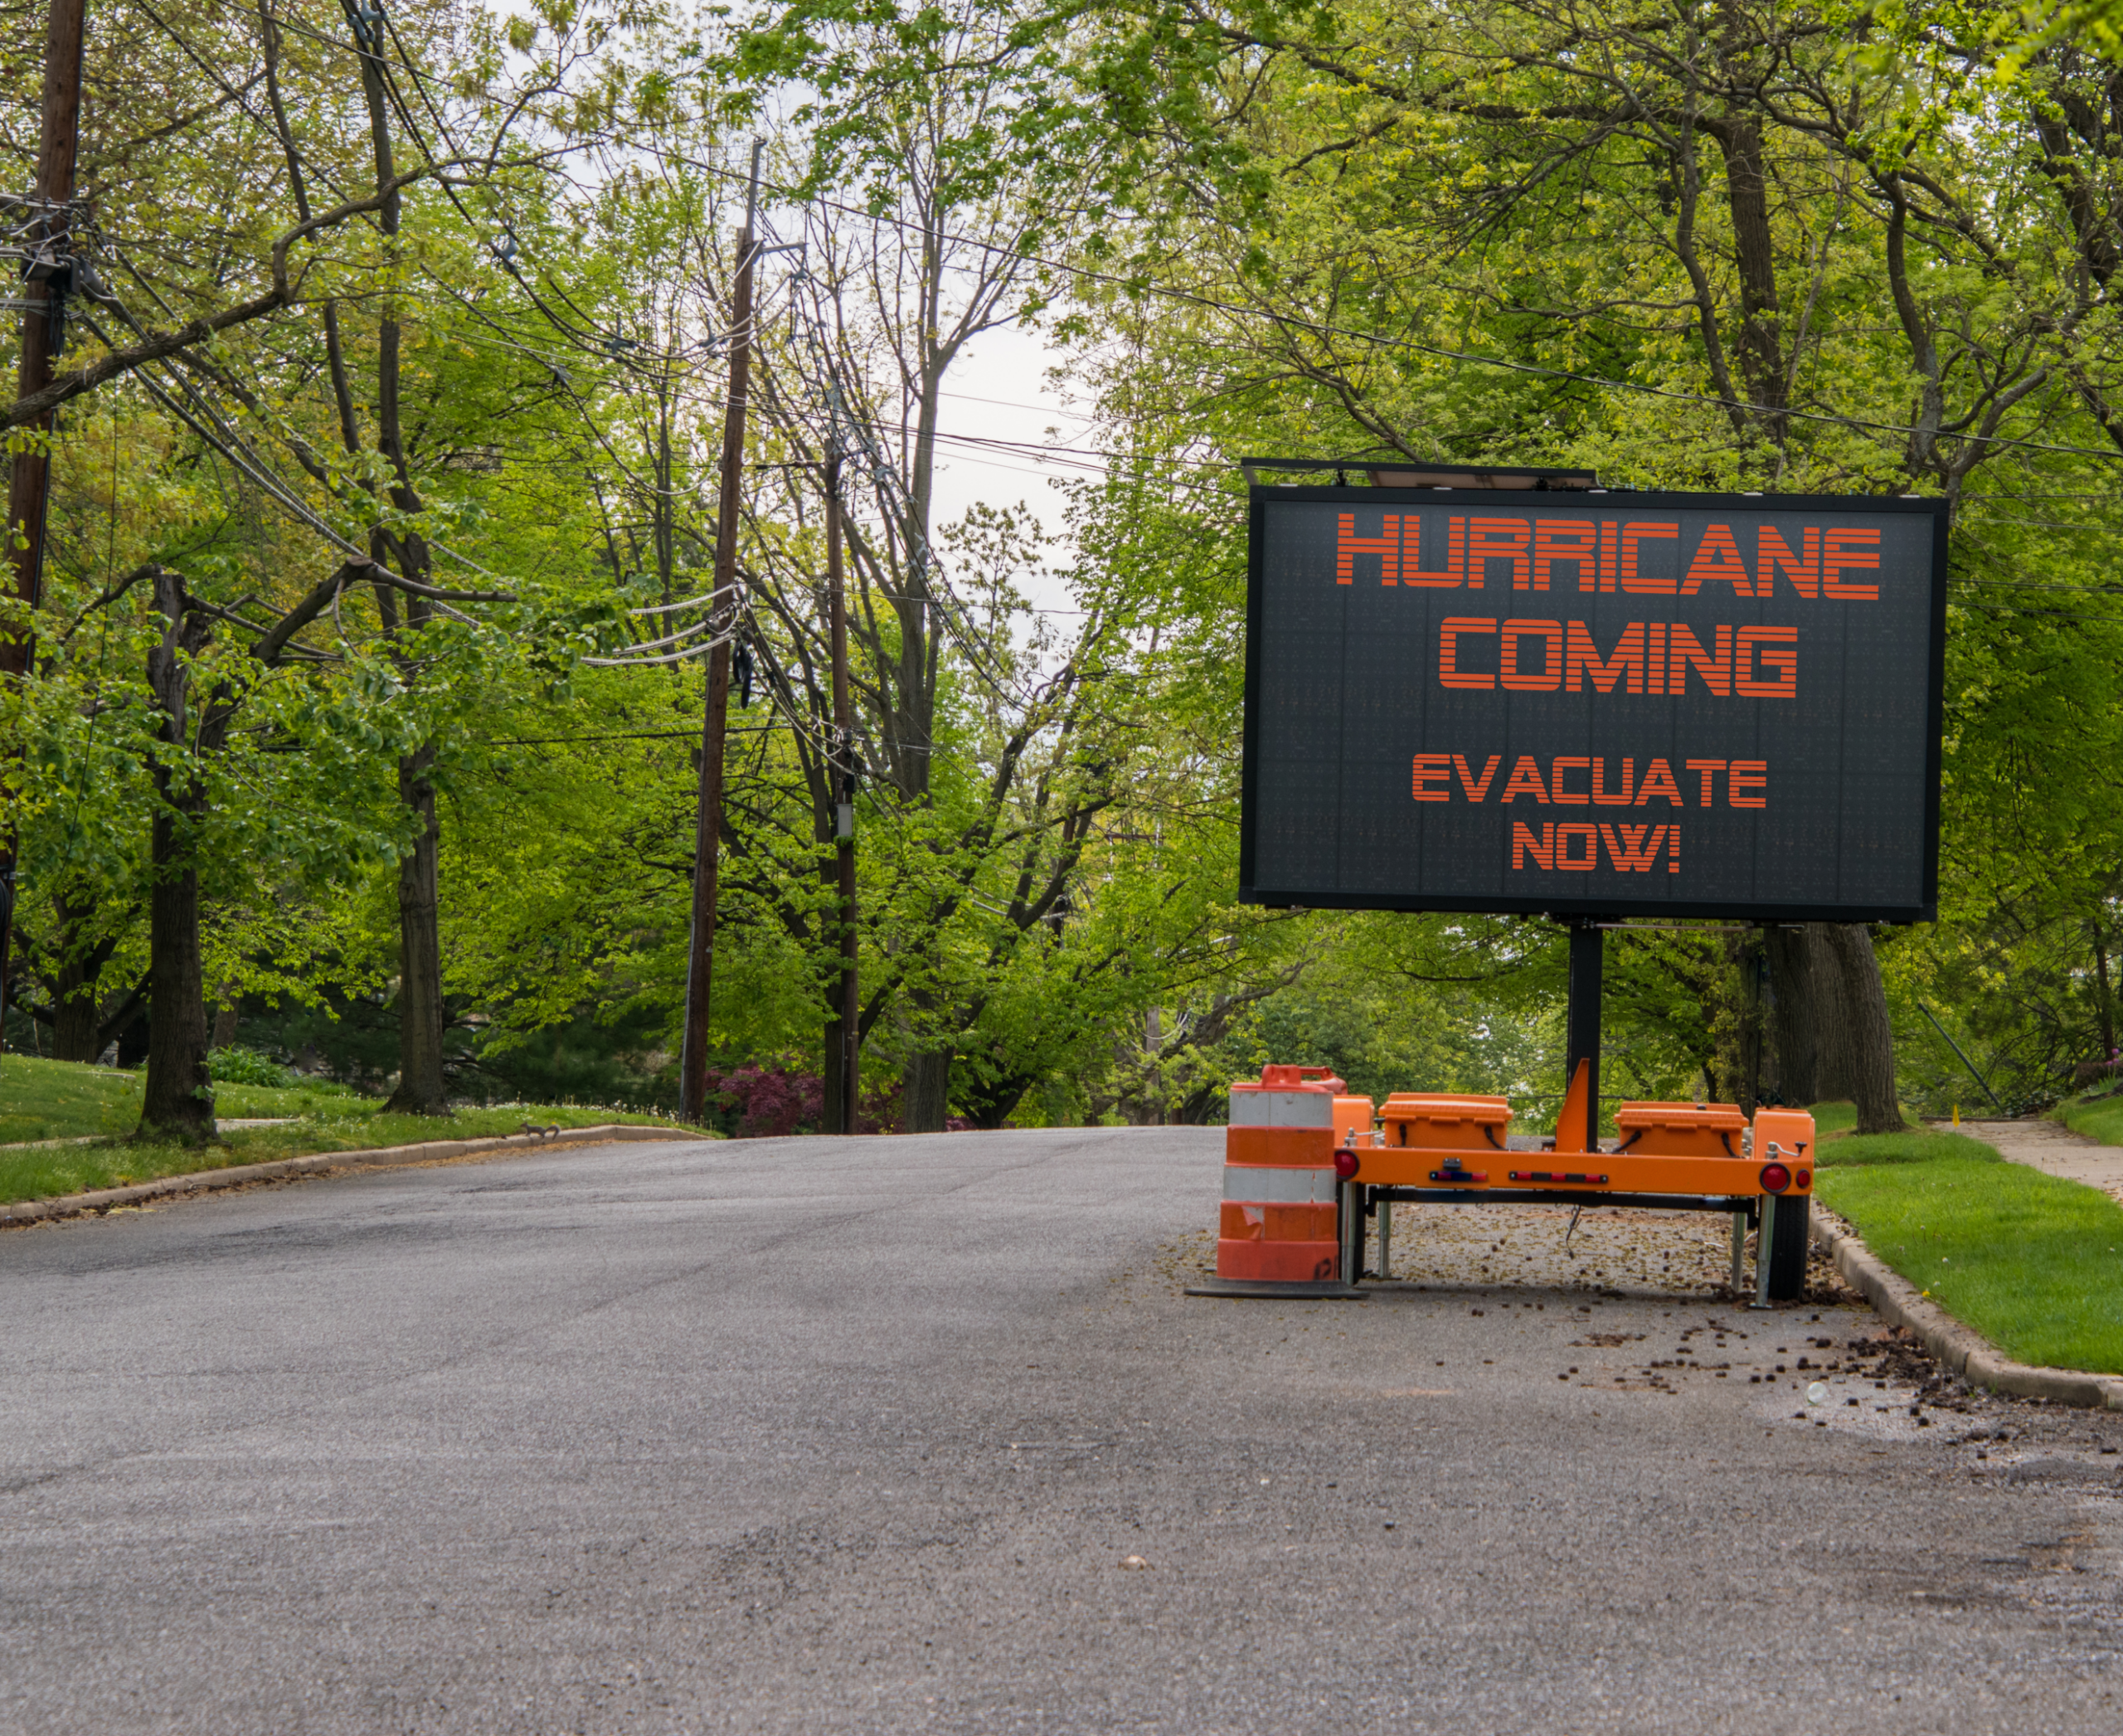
[1039,0,2123,1123]
[704,0,1193,1126]
[3,0,668,1129]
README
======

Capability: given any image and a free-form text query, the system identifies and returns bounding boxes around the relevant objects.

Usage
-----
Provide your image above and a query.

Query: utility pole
[826,445,858,1132]
[678,140,762,1124]
[0,0,91,1052]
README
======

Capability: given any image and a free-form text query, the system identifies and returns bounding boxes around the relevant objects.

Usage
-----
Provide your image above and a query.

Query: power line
[653,147,2123,469]
[935,384,1096,421]
[190,1,2123,473]
[775,255,1047,711]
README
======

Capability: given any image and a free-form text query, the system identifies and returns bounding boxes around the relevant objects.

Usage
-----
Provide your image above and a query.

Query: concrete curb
[1,1124,708,1229]
[1810,1204,2123,1412]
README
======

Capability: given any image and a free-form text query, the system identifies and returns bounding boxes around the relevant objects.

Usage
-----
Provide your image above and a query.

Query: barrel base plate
[1183,1279,1369,1301]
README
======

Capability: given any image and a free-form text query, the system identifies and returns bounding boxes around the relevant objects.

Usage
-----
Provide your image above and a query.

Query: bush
[698,1063,908,1137]
[702,1064,824,1138]
[207,1045,294,1087]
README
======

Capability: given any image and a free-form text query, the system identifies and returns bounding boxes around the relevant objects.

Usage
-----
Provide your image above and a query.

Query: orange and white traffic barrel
[1217,1064,1346,1283]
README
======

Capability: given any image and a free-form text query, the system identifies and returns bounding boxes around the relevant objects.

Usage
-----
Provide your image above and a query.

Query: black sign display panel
[1241,485,1948,921]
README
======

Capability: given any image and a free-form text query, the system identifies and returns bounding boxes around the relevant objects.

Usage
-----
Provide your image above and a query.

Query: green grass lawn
[0,1053,377,1144]
[0,1054,684,1206]
[1815,1121,2123,1374]
[1806,1099,1856,1137]
[2058,1089,2123,1146]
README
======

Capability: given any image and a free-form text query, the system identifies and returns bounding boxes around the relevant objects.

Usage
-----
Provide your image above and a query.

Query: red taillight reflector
[1796,1169,1812,1190]
[1760,1162,1791,1194]
[1334,1150,1360,1180]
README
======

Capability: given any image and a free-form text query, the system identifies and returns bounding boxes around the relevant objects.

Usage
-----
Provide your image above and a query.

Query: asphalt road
[3,1127,2121,1734]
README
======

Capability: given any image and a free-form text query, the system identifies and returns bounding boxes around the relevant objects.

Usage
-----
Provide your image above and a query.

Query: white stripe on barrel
[1222,1166,1337,1204]
[1226,1090,1334,1127]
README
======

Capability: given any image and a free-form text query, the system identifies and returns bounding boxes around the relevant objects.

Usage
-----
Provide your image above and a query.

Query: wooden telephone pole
[678,141,762,1124]
[826,448,858,1131]
[0,0,90,1050]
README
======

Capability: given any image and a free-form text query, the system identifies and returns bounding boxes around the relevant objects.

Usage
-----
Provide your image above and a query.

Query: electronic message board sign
[1240,485,1947,921]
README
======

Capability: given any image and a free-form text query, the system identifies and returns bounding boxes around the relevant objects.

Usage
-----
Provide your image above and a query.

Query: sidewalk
[1937,1116,2123,1203]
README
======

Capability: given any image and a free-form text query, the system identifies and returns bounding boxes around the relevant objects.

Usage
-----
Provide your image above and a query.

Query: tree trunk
[1730,934,1765,1116]
[1766,922,1893,1118]
[901,1047,952,1132]
[141,810,213,1140]
[211,998,239,1049]
[51,963,100,1061]
[823,1016,847,1131]
[959,1072,1032,1131]
[1706,115,1788,434]
[1802,924,1858,1102]
[1762,924,1818,1104]
[138,571,214,1143]
[50,890,105,1063]
[384,743,449,1114]
[1821,923,1901,1132]
[2095,930,2116,1060]
[344,11,446,1117]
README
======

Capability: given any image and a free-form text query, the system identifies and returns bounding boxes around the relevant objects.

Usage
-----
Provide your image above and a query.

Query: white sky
[923,318,1098,618]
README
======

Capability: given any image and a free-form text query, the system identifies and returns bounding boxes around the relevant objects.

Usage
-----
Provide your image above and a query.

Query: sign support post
[1563,920,1606,1153]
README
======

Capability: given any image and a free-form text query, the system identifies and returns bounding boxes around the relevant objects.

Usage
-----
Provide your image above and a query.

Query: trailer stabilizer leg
[1751,1194,1776,1309]
[1338,1179,1362,1286]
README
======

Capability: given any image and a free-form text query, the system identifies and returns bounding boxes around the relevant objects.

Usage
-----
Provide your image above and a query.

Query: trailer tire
[1766,1194,1810,1301]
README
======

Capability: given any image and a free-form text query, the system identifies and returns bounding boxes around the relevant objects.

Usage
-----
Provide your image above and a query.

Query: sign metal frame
[1238,483,1950,924]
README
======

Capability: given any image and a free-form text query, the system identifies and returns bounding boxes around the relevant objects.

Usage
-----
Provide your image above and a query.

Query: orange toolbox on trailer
[1615,1100,1750,1157]
[1377,1093,1510,1153]
[1363,1093,1511,1186]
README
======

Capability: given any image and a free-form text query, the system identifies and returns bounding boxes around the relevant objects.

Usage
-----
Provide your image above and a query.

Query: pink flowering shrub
[698,1065,974,1136]
[701,1065,824,1138]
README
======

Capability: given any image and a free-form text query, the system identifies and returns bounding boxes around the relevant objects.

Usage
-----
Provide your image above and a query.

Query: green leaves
[10,0,2119,1124]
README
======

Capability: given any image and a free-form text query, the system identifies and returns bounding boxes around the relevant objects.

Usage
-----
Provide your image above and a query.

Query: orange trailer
[1200,1058,1816,1303]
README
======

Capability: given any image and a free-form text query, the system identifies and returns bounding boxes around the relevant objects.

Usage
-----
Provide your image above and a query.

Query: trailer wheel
[1766,1194,1810,1301]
